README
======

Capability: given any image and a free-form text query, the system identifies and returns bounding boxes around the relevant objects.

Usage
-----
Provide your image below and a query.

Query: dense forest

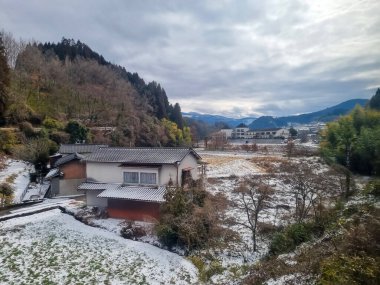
[0,33,192,161]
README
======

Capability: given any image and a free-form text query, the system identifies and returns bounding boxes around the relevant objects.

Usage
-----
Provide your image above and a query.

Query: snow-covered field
[0,209,198,285]
[200,149,339,275]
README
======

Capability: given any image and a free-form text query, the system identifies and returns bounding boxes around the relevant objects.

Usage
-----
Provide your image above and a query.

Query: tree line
[0,32,191,150]
[321,89,380,176]
[38,37,185,127]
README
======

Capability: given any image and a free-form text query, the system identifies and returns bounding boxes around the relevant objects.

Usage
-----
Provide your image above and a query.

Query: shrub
[13,138,53,172]
[363,179,380,197]
[189,256,224,282]
[18,121,36,138]
[0,182,14,207]
[269,232,294,255]
[155,223,178,248]
[287,223,312,245]
[49,130,70,144]
[319,254,380,285]
[42,117,64,130]
[269,223,313,255]
[120,221,147,240]
[0,129,18,154]
[156,185,229,252]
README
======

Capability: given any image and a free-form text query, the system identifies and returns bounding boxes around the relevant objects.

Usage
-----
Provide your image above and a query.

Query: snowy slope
[0,209,198,285]
[0,159,34,203]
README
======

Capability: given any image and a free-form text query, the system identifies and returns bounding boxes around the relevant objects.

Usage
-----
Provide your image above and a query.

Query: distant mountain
[249,99,368,129]
[184,99,368,130]
[182,112,256,128]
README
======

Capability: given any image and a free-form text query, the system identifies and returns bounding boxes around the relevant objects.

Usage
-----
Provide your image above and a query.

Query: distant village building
[247,128,289,139]
[217,125,290,140]
[232,123,249,139]
[220,128,233,139]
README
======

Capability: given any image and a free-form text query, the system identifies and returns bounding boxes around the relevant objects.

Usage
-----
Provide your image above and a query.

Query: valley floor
[0,145,345,285]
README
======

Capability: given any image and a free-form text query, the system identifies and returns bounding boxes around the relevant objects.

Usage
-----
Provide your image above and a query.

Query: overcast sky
[1,0,379,117]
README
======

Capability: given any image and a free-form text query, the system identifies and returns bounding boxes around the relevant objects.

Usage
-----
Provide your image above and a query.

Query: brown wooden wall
[108,199,160,221]
[60,161,86,179]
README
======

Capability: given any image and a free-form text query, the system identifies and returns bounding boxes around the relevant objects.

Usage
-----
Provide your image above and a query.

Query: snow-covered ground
[0,209,198,285]
[200,148,339,282]
[0,147,337,285]
[0,159,34,203]
[205,156,263,178]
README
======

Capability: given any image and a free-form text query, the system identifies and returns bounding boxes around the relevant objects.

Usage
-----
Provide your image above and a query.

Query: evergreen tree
[170,103,184,129]
[368,88,380,110]
[289,127,297,137]
[0,36,10,125]
[65,120,89,143]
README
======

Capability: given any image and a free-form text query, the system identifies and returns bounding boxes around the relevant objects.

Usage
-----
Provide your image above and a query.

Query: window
[140,172,157,185]
[123,171,157,185]
[124,172,139,184]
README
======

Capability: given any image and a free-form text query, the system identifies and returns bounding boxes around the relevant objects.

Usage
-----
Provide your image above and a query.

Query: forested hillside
[0,34,191,150]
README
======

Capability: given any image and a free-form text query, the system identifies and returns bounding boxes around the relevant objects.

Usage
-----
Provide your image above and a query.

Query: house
[45,144,108,197]
[78,147,202,221]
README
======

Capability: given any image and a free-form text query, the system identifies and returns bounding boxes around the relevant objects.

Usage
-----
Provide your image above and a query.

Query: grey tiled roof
[84,147,201,164]
[78,182,117,191]
[79,182,166,202]
[44,168,60,180]
[98,185,166,202]
[59,144,108,154]
[54,152,84,167]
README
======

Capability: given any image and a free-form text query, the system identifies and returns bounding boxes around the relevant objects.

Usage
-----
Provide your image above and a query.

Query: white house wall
[86,153,199,186]
[158,155,199,186]
[87,162,159,184]
[87,162,121,182]
[160,165,177,185]
[179,154,199,182]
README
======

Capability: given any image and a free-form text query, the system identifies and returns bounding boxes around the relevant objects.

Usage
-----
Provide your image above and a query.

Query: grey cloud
[0,0,379,117]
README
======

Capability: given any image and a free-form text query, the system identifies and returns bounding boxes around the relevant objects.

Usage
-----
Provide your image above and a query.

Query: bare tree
[208,131,228,150]
[286,140,295,158]
[233,176,274,252]
[331,163,355,199]
[0,30,26,68]
[281,162,341,223]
